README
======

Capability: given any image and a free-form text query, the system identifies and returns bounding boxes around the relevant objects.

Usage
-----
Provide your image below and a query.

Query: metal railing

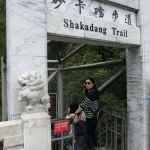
[51,106,127,150]
[51,119,75,150]
[98,105,127,150]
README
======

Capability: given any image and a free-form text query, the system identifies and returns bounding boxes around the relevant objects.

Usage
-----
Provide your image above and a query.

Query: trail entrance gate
[2,0,150,149]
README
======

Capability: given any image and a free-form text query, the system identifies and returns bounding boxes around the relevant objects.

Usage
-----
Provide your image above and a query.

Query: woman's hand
[70,113,76,118]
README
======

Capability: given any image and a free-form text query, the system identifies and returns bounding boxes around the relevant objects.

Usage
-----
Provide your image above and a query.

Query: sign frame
[49,93,57,119]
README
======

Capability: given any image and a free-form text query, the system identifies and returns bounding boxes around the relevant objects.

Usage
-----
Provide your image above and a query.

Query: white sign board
[46,0,140,47]
[47,0,137,26]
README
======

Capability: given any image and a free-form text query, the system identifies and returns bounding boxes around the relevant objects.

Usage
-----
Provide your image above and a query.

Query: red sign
[54,120,69,133]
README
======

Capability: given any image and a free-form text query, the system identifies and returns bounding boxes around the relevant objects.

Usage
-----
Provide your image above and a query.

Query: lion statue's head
[18,70,50,112]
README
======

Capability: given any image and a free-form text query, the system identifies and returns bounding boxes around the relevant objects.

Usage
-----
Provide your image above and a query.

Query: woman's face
[84,79,94,90]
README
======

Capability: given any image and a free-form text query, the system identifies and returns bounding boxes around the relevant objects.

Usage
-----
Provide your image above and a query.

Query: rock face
[18,71,50,113]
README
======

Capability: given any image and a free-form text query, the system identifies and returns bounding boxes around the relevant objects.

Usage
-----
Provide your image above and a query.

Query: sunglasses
[85,82,91,85]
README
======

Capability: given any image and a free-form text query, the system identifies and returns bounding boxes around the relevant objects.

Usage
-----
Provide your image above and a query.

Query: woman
[66,102,86,150]
[71,77,100,150]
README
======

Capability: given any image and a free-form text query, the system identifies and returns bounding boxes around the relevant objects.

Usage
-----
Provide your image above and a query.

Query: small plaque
[54,120,69,133]
[49,93,57,119]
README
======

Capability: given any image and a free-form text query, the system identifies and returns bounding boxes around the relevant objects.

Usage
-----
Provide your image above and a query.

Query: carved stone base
[24,107,47,114]
[21,112,51,150]
[21,112,50,122]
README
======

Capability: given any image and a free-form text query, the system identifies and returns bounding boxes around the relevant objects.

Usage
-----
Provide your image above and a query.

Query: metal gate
[47,42,127,150]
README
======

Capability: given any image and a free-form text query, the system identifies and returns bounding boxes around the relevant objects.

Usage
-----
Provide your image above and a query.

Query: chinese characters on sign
[94,6,105,18]
[125,14,132,25]
[112,10,118,21]
[75,0,86,14]
[51,0,133,26]
[54,120,69,133]
[52,0,65,9]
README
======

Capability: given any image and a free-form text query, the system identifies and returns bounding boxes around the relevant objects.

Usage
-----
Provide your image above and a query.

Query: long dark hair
[69,102,79,113]
[69,102,81,116]
[83,77,100,99]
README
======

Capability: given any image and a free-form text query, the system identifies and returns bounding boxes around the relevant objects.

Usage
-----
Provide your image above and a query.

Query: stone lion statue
[18,70,50,112]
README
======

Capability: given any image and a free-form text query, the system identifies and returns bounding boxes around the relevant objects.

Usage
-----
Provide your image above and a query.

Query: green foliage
[101,90,126,110]
[0,1,6,121]
[63,44,125,67]
[48,43,126,113]
[0,1,6,58]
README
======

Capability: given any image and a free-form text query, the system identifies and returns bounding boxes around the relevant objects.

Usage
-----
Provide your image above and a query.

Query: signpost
[48,93,57,119]
[54,120,69,133]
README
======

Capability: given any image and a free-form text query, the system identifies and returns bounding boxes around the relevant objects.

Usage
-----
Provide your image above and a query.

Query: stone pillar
[21,112,51,150]
[127,0,150,149]
[6,0,47,120]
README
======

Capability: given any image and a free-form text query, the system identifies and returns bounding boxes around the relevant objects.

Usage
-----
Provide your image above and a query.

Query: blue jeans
[69,136,84,150]
[86,118,98,150]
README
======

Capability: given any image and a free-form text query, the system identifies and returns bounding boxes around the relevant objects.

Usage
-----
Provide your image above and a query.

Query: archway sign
[47,0,140,48]
[6,0,150,150]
